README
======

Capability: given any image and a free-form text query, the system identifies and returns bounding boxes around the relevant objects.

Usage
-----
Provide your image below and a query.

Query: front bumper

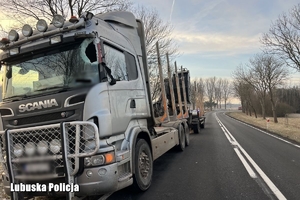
[1,162,119,197]
[76,163,119,196]
[0,121,103,199]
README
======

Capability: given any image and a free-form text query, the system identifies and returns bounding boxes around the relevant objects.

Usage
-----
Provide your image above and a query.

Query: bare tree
[232,80,258,117]
[205,77,216,111]
[233,63,268,119]
[221,78,231,109]
[191,78,205,113]
[131,6,179,101]
[233,53,289,122]
[261,3,300,71]
[0,0,132,24]
[258,54,289,122]
[215,78,222,109]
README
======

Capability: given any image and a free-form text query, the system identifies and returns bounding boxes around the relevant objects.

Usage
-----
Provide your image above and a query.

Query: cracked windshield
[2,38,99,100]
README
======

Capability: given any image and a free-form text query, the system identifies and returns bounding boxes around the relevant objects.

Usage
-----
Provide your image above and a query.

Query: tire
[177,124,185,151]
[132,139,153,192]
[200,122,205,129]
[193,122,200,134]
[184,123,190,146]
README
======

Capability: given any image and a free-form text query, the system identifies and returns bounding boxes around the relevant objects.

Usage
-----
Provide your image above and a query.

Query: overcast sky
[1,0,300,84]
[131,0,300,83]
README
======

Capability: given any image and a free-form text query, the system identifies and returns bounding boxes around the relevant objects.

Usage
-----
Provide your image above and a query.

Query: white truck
[0,11,193,199]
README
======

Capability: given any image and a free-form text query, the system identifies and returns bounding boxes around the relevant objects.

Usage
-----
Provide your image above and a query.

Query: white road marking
[215,113,287,200]
[225,112,300,149]
[233,148,257,178]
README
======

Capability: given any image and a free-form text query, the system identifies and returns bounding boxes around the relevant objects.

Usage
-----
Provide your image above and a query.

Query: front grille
[0,132,7,174]
[9,111,75,126]
[3,121,100,180]
[8,124,63,178]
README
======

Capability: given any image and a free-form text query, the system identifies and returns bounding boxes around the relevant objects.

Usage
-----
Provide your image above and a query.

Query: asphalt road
[108,111,300,200]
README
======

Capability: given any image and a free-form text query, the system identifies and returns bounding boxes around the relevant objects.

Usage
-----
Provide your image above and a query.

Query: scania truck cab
[0,11,191,199]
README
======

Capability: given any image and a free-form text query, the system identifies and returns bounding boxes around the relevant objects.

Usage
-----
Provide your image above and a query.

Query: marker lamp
[9,47,20,56]
[8,30,19,42]
[22,24,33,37]
[50,35,62,44]
[52,15,64,28]
[36,19,48,32]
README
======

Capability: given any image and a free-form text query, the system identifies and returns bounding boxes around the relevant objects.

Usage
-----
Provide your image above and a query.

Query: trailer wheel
[177,124,185,151]
[193,122,200,134]
[133,138,153,191]
[200,122,205,129]
[184,123,190,146]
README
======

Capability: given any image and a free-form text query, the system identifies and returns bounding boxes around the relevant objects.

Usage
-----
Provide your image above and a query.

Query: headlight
[13,143,23,157]
[25,142,36,156]
[50,139,61,154]
[37,141,48,155]
[84,152,115,167]
[91,155,105,166]
[36,19,48,32]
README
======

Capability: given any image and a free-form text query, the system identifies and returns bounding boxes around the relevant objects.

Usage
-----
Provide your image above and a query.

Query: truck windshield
[2,38,99,100]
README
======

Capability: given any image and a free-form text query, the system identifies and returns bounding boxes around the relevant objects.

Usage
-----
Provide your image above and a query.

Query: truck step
[118,172,132,182]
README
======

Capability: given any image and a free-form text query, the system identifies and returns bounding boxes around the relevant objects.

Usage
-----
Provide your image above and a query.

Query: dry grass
[227,111,300,144]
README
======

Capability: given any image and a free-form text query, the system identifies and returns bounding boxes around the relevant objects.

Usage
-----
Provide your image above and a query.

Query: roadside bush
[275,102,296,117]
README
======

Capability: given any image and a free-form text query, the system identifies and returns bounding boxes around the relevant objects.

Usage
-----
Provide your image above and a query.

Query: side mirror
[100,63,116,85]
[6,67,12,79]
[18,68,29,75]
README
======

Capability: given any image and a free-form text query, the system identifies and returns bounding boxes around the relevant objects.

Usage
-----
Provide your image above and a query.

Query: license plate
[25,163,50,173]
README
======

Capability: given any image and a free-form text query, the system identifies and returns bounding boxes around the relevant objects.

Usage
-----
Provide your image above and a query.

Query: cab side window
[103,43,138,82]
[103,44,128,81]
[125,52,138,80]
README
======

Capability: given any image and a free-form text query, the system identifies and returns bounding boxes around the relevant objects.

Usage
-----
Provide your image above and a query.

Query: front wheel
[132,139,153,191]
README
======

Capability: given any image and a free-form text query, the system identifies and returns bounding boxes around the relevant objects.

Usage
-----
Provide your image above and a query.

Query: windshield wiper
[35,86,71,92]
[3,94,28,102]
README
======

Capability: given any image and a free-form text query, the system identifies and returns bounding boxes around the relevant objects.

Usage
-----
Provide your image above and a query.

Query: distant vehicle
[238,106,242,110]
[190,109,205,133]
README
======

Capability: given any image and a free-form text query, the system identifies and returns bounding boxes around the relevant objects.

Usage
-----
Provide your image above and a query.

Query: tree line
[190,77,233,112]
[233,3,300,123]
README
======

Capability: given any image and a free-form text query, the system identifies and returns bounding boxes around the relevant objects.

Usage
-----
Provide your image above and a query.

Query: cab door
[103,42,148,135]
